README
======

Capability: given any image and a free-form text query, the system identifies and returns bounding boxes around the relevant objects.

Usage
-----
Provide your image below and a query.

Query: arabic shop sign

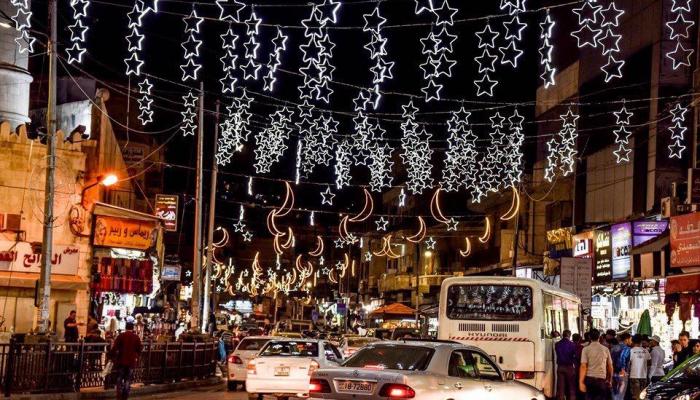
[572,231,594,258]
[632,220,668,246]
[154,194,178,232]
[670,212,700,268]
[546,227,574,258]
[93,216,157,250]
[0,241,80,275]
[594,229,612,283]
[611,222,632,280]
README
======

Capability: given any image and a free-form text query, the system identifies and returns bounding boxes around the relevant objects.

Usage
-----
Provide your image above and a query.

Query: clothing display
[91,257,153,294]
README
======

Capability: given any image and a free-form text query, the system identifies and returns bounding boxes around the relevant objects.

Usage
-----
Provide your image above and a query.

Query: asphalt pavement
[132,383,301,400]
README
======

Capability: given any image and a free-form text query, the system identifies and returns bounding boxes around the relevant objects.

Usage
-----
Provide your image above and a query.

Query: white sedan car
[338,336,379,358]
[309,340,545,400]
[227,336,278,391]
[246,339,343,400]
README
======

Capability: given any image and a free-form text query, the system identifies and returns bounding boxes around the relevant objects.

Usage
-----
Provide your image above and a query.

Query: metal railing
[0,339,217,396]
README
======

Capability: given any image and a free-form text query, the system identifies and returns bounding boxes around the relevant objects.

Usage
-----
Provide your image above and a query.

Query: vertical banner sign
[670,212,700,268]
[560,257,593,310]
[594,229,612,283]
[154,194,179,232]
[611,223,632,280]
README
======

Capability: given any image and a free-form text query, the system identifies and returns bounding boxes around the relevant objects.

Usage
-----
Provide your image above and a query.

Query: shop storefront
[89,203,164,336]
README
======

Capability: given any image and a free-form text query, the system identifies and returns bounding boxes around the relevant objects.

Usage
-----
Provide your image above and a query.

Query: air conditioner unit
[0,213,21,232]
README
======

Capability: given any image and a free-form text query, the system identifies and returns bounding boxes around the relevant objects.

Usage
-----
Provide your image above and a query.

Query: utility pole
[201,100,220,331]
[191,83,204,331]
[511,189,521,277]
[37,0,58,334]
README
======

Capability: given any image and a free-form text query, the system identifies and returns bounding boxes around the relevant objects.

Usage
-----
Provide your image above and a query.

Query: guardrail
[0,339,217,396]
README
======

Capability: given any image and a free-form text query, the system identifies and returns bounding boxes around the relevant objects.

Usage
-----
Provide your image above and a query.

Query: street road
[134,383,301,400]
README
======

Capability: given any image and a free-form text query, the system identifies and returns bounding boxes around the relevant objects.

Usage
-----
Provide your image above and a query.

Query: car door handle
[454,382,463,389]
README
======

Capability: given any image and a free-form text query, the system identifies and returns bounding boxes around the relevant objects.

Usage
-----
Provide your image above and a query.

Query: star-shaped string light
[66,0,90,63]
[539,11,556,88]
[180,8,203,82]
[400,101,434,194]
[668,102,689,159]
[612,102,633,163]
[375,217,389,231]
[666,0,695,70]
[321,187,336,205]
[254,107,294,172]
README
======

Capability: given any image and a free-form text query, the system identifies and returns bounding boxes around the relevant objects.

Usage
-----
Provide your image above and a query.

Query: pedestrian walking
[648,336,665,383]
[579,329,613,400]
[611,333,632,400]
[556,330,578,400]
[108,321,143,400]
[63,310,82,342]
[628,334,650,400]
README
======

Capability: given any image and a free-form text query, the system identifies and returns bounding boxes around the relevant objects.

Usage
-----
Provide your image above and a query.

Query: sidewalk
[6,377,223,400]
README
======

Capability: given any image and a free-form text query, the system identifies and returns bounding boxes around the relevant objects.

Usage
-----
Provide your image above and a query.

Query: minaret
[0,1,33,128]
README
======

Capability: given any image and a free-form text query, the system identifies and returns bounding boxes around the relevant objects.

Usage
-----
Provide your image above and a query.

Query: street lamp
[81,174,118,207]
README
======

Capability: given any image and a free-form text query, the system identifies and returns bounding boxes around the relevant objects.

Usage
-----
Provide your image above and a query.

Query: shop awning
[631,232,668,255]
[666,272,700,295]
[0,271,89,291]
[369,303,416,318]
[93,202,162,223]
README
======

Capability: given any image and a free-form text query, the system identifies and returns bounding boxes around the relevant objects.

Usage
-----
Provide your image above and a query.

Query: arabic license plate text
[274,367,290,376]
[337,381,374,392]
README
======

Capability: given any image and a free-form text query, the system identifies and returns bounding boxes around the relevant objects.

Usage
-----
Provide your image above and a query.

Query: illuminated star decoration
[417,0,458,102]
[425,237,437,250]
[442,107,483,203]
[474,23,499,97]
[66,0,91,64]
[125,2,159,125]
[504,109,525,187]
[499,11,526,69]
[545,108,580,182]
[219,25,239,95]
[242,231,253,242]
[335,140,353,189]
[254,107,294,173]
[12,0,35,53]
[375,216,389,231]
[180,8,203,82]
[123,1,146,77]
[665,0,695,70]
[217,90,254,165]
[612,102,633,163]
[180,90,198,137]
[570,0,602,49]
[241,7,262,81]
[361,5,393,109]
[597,1,625,82]
[400,101,434,194]
[368,141,395,192]
[298,4,337,104]
[479,112,507,194]
[321,186,336,205]
[539,11,556,88]
[264,28,289,92]
[668,102,688,159]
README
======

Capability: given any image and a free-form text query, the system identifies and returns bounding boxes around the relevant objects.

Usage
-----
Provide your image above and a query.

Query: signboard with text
[572,231,594,257]
[670,212,700,268]
[611,223,632,280]
[633,220,668,246]
[594,229,612,283]
[560,257,592,310]
[93,216,157,250]
[546,227,574,258]
[0,241,80,275]
[154,194,179,232]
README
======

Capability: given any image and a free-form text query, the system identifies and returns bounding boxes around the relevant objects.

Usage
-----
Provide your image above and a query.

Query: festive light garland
[612,102,633,163]
[478,216,491,243]
[180,90,198,137]
[459,237,472,257]
[474,23,499,97]
[598,0,625,82]
[499,185,520,221]
[539,11,556,88]
[666,0,695,70]
[264,28,289,92]
[544,108,579,182]
[67,0,90,64]
[180,8,203,82]
[253,106,294,173]
[400,101,434,194]
[405,216,427,243]
[668,102,688,159]
[11,0,36,54]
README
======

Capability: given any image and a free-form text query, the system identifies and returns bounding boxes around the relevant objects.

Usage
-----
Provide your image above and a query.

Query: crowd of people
[555,328,700,400]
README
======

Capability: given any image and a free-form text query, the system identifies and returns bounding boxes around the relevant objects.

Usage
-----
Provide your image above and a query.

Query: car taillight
[246,361,256,375]
[513,371,535,380]
[228,355,243,364]
[379,384,415,398]
[308,360,320,376]
[309,378,332,393]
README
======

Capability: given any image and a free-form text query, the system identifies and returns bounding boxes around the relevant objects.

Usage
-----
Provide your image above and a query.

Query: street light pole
[37,0,58,334]
[191,83,205,331]
[201,100,220,332]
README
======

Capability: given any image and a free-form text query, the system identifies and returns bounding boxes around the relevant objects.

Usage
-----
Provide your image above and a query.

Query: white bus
[438,276,582,398]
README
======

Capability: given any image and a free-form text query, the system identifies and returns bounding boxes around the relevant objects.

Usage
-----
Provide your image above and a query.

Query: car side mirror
[505,371,515,381]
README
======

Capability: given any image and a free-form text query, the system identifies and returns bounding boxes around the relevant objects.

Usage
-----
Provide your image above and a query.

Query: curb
[7,377,224,400]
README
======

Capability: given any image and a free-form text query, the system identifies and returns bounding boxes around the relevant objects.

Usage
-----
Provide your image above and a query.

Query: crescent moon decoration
[338,216,351,241]
[295,254,304,272]
[213,226,229,247]
[406,216,427,243]
[275,182,295,217]
[372,236,389,257]
[309,235,324,257]
[348,189,374,222]
[267,210,284,236]
[385,235,402,259]
[460,237,472,258]
[500,186,521,221]
[280,227,294,249]
[338,253,350,278]
[430,188,450,224]
[478,216,492,243]
[273,235,285,256]
[328,268,338,284]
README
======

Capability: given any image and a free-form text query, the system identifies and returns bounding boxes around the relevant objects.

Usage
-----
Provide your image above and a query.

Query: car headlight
[672,390,700,400]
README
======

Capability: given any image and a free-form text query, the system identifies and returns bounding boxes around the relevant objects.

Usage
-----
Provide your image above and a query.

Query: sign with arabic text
[594,229,612,283]
[632,220,668,246]
[546,227,574,258]
[154,195,178,232]
[93,216,157,250]
[0,241,80,275]
[572,231,594,258]
[670,212,700,268]
[611,223,632,280]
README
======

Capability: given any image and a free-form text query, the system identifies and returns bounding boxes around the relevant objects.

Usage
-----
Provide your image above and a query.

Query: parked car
[641,354,700,400]
[276,331,304,339]
[227,336,277,391]
[309,340,545,400]
[338,336,379,358]
[246,339,343,400]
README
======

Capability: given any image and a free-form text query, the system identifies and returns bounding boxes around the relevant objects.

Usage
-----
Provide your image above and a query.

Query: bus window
[446,284,533,321]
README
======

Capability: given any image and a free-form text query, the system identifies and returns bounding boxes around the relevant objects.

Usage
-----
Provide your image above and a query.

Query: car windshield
[259,341,319,357]
[664,354,700,382]
[342,345,434,371]
[237,338,268,351]
[347,338,377,347]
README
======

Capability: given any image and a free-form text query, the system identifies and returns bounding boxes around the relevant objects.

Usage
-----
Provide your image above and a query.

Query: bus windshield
[446,284,533,321]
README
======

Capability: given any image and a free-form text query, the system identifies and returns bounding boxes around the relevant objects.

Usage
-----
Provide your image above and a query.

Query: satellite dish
[28,155,78,228]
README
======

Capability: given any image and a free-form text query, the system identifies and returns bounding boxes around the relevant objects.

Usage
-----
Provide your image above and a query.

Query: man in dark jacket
[109,322,142,400]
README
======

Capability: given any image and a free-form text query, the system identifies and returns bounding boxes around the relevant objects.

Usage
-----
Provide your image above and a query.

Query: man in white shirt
[579,329,613,400]
[628,334,651,400]
[648,335,665,383]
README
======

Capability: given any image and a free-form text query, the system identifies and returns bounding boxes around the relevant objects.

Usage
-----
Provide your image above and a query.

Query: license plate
[337,380,374,392]
[274,366,290,376]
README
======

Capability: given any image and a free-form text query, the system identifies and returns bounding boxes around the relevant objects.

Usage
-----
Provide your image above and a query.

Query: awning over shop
[93,202,162,223]
[666,272,700,295]
[369,303,416,318]
[0,271,89,291]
